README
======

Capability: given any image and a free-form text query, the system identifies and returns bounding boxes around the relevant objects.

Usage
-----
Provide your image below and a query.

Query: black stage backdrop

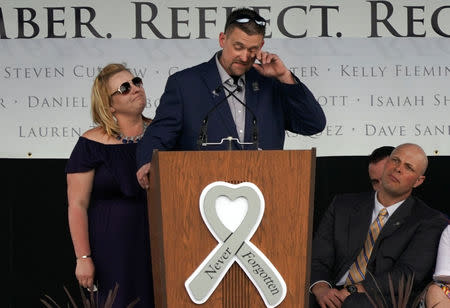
[4,156,449,308]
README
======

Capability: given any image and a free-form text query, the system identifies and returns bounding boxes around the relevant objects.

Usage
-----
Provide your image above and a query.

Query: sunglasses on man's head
[232,16,266,27]
[110,77,143,96]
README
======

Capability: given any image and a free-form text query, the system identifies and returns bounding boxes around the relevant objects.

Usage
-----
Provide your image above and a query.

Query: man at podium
[136,7,326,189]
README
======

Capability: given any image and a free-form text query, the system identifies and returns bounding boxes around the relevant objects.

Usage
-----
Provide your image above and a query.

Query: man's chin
[231,66,250,76]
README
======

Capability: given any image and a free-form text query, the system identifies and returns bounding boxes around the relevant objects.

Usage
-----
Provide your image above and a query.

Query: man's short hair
[368,146,395,164]
[224,8,266,36]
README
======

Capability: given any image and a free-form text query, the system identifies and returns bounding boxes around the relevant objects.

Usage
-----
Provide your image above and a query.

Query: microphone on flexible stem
[197,84,243,149]
[222,84,259,149]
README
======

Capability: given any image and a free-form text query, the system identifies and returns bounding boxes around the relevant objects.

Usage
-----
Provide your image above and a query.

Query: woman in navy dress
[66,63,154,307]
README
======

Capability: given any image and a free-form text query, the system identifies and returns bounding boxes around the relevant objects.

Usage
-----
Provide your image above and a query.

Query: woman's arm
[67,170,95,289]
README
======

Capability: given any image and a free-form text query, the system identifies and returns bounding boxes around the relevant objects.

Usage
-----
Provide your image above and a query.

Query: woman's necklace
[116,121,148,144]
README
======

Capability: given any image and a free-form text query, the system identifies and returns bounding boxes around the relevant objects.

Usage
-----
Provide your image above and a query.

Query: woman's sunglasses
[110,77,143,96]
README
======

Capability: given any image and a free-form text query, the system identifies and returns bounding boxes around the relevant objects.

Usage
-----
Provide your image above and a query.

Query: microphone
[197,83,242,149]
[197,82,259,149]
[222,84,259,149]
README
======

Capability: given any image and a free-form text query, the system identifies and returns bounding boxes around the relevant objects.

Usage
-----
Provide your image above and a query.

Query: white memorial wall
[0,0,449,158]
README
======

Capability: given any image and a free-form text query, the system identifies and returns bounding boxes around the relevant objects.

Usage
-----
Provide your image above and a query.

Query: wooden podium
[147,150,316,307]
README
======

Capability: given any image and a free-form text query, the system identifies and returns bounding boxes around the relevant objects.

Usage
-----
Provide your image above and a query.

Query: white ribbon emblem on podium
[185,181,287,307]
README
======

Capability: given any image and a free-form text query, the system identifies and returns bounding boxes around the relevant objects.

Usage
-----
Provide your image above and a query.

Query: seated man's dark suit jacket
[137,55,326,167]
[310,191,447,306]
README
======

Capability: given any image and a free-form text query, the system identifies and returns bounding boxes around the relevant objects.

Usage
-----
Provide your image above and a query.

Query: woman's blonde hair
[91,63,129,136]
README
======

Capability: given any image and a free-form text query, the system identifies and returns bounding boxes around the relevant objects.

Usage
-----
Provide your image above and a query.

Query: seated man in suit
[368,146,394,191]
[310,143,447,308]
[136,7,326,189]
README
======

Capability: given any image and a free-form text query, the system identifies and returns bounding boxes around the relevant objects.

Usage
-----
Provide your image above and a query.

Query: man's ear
[219,32,226,48]
[413,175,425,188]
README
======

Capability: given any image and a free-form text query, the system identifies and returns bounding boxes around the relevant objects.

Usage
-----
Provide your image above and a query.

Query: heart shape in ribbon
[215,196,248,232]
